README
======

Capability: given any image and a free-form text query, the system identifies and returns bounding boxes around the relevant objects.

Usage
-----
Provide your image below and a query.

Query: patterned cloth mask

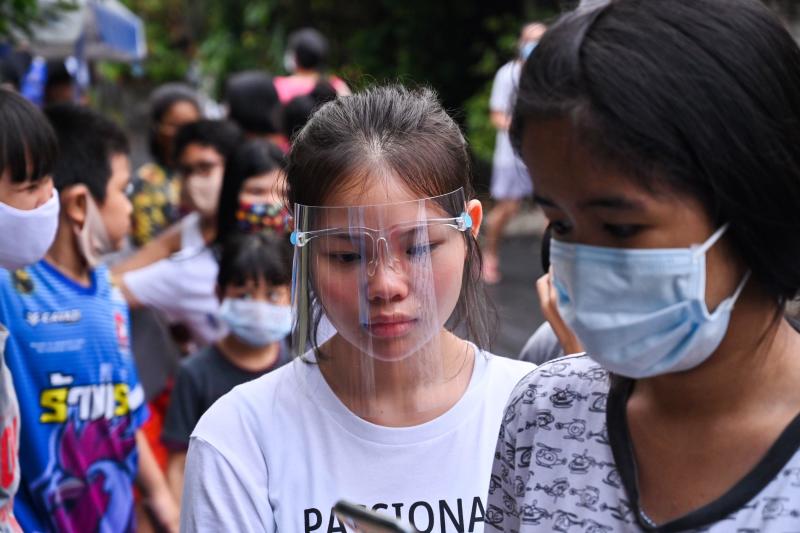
[236,202,291,235]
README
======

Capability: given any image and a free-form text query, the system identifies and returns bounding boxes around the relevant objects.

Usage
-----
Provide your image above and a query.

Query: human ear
[60,185,90,230]
[466,199,483,239]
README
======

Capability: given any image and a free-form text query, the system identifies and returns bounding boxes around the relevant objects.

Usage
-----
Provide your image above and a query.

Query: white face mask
[283,51,297,74]
[0,190,60,270]
[76,193,114,268]
[220,298,292,347]
[185,175,222,219]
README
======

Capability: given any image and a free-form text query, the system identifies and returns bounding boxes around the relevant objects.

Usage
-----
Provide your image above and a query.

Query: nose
[367,248,409,303]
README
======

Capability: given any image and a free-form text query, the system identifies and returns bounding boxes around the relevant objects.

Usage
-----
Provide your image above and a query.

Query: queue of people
[0,2,798,532]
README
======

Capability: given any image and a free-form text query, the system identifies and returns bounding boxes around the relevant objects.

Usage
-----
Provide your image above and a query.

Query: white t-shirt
[488,355,800,532]
[122,213,225,346]
[181,350,534,533]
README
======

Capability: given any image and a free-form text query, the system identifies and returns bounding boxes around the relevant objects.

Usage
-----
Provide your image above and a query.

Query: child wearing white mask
[488,1,800,531]
[0,103,179,532]
[0,88,61,533]
[161,231,292,504]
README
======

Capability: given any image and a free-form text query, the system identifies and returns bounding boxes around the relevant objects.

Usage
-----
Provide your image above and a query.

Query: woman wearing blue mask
[161,231,292,504]
[488,1,800,531]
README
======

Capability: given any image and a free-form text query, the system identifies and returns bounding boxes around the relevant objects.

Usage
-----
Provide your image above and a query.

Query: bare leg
[482,199,521,283]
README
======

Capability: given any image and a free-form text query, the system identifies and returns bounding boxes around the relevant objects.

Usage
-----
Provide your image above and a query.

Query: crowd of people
[0,1,798,532]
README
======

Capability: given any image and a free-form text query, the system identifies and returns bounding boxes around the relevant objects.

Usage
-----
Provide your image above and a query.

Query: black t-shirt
[161,341,290,449]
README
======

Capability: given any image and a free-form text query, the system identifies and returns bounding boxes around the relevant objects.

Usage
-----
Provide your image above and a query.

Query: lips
[363,314,417,338]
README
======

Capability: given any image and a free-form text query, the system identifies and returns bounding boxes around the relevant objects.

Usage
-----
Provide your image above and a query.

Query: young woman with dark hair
[180,85,534,532]
[275,27,351,104]
[489,1,800,530]
[130,83,201,247]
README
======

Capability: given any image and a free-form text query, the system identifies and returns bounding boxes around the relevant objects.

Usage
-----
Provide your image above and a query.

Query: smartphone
[333,500,419,533]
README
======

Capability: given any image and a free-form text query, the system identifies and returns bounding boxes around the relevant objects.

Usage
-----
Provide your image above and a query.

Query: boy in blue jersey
[0,104,179,532]
[0,89,61,533]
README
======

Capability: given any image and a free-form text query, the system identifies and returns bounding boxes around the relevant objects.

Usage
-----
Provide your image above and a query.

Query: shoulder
[179,345,220,376]
[483,351,537,384]
[191,359,298,442]
[502,355,610,432]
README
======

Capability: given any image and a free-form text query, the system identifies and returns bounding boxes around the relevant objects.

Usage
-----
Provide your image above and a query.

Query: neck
[44,220,91,285]
[199,215,217,245]
[633,284,800,420]
[216,334,280,373]
[318,330,475,426]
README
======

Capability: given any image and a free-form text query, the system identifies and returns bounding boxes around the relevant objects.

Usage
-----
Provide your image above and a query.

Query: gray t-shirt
[519,322,565,366]
[162,341,290,449]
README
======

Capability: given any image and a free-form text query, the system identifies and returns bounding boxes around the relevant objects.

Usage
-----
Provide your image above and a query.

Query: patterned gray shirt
[487,355,800,532]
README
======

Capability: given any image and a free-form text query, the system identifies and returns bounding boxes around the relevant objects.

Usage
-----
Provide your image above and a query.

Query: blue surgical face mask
[550,224,750,378]
[220,298,292,347]
[519,41,537,61]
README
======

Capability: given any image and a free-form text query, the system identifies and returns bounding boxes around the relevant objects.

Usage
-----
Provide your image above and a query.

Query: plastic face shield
[291,188,472,365]
[291,189,472,414]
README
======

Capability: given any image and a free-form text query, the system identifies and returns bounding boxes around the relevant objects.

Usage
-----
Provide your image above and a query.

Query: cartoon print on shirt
[514,473,531,498]
[587,424,609,446]
[556,418,587,442]
[535,442,568,469]
[761,497,800,520]
[517,446,533,468]
[489,474,502,496]
[488,357,800,532]
[569,486,600,511]
[501,490,518,516]
[485,504,504,528]
[783,467,800,487]
[519,500,552,525]
[569,366,608,383]
[552,510,585,532]
[589,392,608,413]
[533,477,570,503]
[521,409,556,433]
[602,468,622,489]
[568,450,611,475]
[549,385,589,409]
[583,519,614,533]
[539,362,571,379]
[599,500,634,523]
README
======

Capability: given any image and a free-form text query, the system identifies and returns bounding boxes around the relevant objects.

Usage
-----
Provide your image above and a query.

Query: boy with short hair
[0,88,61,533]
[0,104,178,532]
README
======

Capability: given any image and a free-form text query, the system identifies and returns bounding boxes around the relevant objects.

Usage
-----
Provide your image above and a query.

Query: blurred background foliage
[113,0,563,178]
[4,0,799,174]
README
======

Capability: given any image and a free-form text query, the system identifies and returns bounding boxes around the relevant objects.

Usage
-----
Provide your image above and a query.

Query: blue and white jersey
[0,261,147,533]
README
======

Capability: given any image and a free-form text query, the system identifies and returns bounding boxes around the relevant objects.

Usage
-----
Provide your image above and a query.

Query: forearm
[136,430,180,532]
[166,451,187,505]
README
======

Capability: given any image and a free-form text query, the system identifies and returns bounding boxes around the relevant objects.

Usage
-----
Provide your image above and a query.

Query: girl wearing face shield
[488,1,800,531]
[180,86,535,532]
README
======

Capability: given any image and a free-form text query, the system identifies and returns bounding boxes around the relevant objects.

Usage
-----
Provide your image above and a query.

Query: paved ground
[482,207,547,358]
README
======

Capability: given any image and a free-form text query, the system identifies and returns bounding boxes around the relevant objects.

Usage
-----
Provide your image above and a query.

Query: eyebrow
[533,194,647,211]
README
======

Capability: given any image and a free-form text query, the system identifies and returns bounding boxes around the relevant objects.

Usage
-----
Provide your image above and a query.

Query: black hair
[287,84,496,354]
[173,119,242,165]
[44,103,128,203]
[287,28,329,71]
[282,81,338,140]
[511,0,800,305]
[0,88,57,184]
[147,83,200,165]
[215,139,286,245]
[224,71,281,135]
[217,231,292,290]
